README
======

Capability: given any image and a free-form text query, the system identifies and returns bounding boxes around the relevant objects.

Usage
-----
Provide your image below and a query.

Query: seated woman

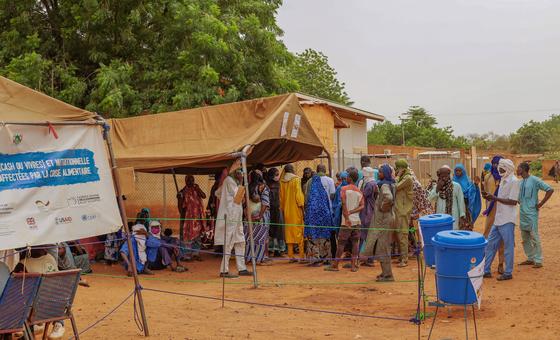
[58,241,91,287]
[146,221,187,272]
[120,222,156,276]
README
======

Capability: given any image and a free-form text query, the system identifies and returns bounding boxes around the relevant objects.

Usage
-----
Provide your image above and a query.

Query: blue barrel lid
[432,230,487,248]
[419,214,454,225]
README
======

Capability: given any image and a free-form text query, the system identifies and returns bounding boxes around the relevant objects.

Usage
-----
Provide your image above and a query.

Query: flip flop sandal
[324,267,340,272]
[174,266,187,272]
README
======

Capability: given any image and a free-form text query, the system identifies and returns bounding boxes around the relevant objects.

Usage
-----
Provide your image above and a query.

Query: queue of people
[14,155,547,287]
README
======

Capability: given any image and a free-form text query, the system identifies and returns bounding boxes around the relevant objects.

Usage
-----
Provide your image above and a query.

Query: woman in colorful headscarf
[394,159,414,267]
[304,174,334,266]
[179,175,207,261]
[244,170,271,265]
[482,155,505,274]
[453,164,482,230]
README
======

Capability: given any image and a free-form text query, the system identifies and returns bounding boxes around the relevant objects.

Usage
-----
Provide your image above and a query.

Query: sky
[277,0,560,136]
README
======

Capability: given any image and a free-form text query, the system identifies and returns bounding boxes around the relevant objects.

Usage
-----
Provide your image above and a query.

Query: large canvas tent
[0,76,150,335]
[0,76,95,122]
[109,93,329,289]
[109,93,328,174]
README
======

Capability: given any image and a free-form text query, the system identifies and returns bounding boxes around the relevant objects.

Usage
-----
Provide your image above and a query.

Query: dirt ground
[72,181,560,340]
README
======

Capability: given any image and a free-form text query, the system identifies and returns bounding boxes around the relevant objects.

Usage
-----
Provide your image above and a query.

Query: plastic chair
[28,269,82,340]
[0,272,42,339]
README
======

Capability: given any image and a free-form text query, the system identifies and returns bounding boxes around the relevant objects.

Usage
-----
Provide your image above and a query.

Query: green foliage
[529,160,542,178]
[0,0,303,117]
[464,132,511,151]
[287,49,351,105]
[368,106,468,149]
[510,119,552,154]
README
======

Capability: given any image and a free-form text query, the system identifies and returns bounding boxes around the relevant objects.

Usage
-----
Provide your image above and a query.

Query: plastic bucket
[419,214,454,267]
[432,230,487,305]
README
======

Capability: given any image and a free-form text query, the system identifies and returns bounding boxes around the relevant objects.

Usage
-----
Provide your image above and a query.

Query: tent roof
[0,76,95,122]
[110,93,326,174]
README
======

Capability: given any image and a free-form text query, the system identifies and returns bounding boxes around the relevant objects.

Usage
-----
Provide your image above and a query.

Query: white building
[296,93,384,171]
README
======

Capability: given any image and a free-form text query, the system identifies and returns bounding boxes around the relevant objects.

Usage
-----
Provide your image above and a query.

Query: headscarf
[395,159,411,182]
[491,155,503,180]
[483,163,492,172]
[362,167,375,185]
[377,164,396,188]
[332,172,349,228]
[131,223,147,264]
[437,166,454,215]
[304,176,334,239]
[453,164,471,193]
[482,156,505,216]
[498,159,515,179]
[453,164,481,224]
[149,220,162,239]
[136,208,151,229]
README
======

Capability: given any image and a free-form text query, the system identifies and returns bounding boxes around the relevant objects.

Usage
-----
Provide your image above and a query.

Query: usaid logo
[81,214,97,222]
[55,216,73,225]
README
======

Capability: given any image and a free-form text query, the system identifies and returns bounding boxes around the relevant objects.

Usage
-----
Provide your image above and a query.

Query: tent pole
[103,123,150,336]
[171,169,184,243]
[240,146,259,288]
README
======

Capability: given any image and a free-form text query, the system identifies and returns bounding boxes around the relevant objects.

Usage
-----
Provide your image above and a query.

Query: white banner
[0,124,122,250]
[468,258,485,309]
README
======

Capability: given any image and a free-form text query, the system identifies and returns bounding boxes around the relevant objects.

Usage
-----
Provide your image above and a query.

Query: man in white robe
[214,163,252,278]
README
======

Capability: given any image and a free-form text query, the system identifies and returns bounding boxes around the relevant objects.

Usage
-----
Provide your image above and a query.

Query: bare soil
[72,181,560,339]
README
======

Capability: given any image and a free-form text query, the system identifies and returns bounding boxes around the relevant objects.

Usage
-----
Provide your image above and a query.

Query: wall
[542,159,559,180]
[300,104,336,155]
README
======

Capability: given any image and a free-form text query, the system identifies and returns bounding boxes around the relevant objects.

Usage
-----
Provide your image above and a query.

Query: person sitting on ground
[14,247,65,339]
[146,221,187,272]
[120,222,156,276]
[57,242,91,287]
[104,227,124,265]
[326,168,364,272]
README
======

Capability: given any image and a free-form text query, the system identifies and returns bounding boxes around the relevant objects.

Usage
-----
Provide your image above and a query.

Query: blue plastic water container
[419,214,454,267]
[432,230,487,305]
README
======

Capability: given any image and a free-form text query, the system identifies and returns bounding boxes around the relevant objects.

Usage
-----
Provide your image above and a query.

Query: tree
[510,120,552,153]
[464,132,511,151]
[287,49,351,105]
[0,0,298,117]
[402,106,437,128]
[368,106,468,148]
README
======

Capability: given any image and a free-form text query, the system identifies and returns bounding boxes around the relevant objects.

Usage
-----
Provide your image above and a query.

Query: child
[326,168,364,272]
